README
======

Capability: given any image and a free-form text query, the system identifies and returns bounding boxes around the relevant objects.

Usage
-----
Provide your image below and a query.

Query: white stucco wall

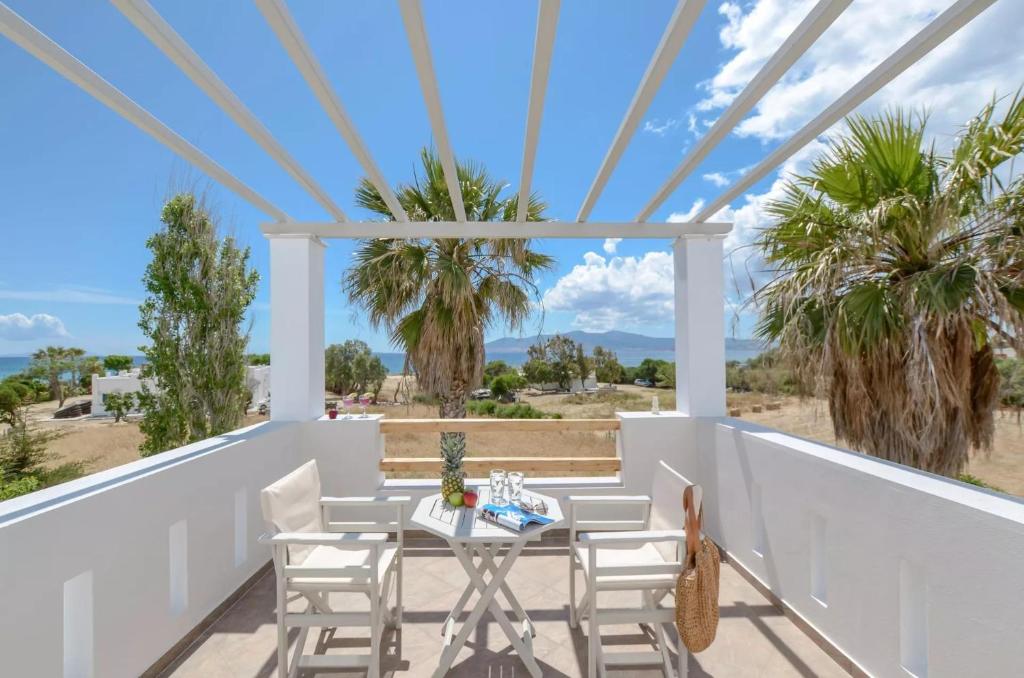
[681,417,1024,678]
[1,411,1022,677]
[0,420,302,678]
[528,375,598,392]
[91,366,272,416]
[247,365,270,408]
[90,370,145,416]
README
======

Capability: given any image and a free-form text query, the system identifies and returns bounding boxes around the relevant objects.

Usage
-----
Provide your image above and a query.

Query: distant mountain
[485,330,763,354]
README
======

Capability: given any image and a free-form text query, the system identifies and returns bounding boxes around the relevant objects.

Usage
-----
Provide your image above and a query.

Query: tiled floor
[163,536,848,677]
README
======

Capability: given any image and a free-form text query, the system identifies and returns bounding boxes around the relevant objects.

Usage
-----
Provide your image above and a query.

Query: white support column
[673,235,726,417]
[268,235,325,421]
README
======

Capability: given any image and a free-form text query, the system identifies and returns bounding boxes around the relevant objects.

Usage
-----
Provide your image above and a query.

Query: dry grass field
[11,376,1024,498]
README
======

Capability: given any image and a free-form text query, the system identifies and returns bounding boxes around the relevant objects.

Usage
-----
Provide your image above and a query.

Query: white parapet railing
[677,417,1024,678]
[300,411,689,501]
[0,420,305,677]
[1,411,1023,676]
[0,411,682,677]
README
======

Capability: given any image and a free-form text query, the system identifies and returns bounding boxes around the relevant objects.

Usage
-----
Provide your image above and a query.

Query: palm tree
[344,148,553,426]
[755,94,1024,477]
[30,346,74,407]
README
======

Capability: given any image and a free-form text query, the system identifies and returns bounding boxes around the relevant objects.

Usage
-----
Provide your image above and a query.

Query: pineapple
[440,433,466,498]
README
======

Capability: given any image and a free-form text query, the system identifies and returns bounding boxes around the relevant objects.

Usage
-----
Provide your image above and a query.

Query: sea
[0,355,149,380]
[0,347,764,380]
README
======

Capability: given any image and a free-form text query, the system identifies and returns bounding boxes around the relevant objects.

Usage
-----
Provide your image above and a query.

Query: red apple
[463,490,478,508]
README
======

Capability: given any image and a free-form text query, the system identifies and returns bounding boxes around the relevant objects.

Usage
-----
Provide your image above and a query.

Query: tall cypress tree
[137,193,259,456]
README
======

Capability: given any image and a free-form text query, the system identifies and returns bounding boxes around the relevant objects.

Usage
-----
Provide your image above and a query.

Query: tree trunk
[50,375,66,407]
[439,380,468,453]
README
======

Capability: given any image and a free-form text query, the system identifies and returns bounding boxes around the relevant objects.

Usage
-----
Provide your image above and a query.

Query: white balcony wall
[302,412,691,510]
[678,417,1024,678]
[0,421,303,678]
[0,412,685,677]
[2,411,1023,676]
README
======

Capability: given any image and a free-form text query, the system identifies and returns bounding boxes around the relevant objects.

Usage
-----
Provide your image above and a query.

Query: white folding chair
[567,460,699,678]
[260,460,410,677]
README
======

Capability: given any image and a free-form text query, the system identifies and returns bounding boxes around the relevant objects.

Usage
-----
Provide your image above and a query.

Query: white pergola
[0,0,997,421]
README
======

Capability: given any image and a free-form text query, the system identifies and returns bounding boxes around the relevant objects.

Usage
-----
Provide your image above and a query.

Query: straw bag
[674,484,720,652]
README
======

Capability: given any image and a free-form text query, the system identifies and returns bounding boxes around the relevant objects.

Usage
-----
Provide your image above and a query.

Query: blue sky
[2,0,1022,355]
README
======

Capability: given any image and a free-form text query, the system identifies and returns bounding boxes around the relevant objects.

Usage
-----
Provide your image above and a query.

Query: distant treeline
[726,349,804,396]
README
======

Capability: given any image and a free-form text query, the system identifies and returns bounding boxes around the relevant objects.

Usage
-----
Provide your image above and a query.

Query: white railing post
[268,234,326,421]
[673,235,726,417]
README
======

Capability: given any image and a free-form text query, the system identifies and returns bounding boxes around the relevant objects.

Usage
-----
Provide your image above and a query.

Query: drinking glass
[342,396,354,419]
[359,395,370,418]
[508,471,524,504]
[489,469,507,506]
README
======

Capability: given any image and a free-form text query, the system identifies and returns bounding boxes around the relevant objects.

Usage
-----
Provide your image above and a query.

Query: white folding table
[410,488,564,678]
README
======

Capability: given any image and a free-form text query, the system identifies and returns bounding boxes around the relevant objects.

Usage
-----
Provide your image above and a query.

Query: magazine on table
[479,502,554,531]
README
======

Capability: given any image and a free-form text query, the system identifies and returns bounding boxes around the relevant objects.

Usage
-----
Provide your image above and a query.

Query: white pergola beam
[254,0,409,222]
[112,0,347,221]
[516,0,560,223]
[636,0,851,222]
[694,0,996,222]
[0,2,290,221]
[575,0,706,223]
[398,0,467,222]
[260,220,731,240]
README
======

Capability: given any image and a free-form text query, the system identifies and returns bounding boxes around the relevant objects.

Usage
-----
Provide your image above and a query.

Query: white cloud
[702,172,731,187]
[683,0,1024,333]
[0,286,138,305]
[642,118,680,136]
[0,313,69,341]
[667,199,705,223]
[542,251,675,332]
[602,238,623,254]
[700,1,1024,145]
[686,113,699,136]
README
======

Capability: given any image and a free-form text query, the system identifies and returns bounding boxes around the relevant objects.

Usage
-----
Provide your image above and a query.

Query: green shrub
[0,385,24,425]
[495,403,544,419]
[490,373,526,402]
[104,392,135,423]
[0,410,79,501]
[36,462,87,488]
[482,360,517,387]
[103,354,135,373]
[467,399,559,419]
[562,390,641,407]
[726,351,804,396]
[957,473,1003,493]
[0,476,40,501]
[0,418,57,478]
[467,399,497,415]
[4,374,49,402]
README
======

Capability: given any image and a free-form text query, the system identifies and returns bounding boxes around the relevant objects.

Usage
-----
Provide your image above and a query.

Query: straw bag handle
[682,484,702,563]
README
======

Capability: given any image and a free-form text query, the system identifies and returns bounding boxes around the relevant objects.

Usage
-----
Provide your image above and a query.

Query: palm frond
[755,96,1024,477]
[345,147,553,411]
